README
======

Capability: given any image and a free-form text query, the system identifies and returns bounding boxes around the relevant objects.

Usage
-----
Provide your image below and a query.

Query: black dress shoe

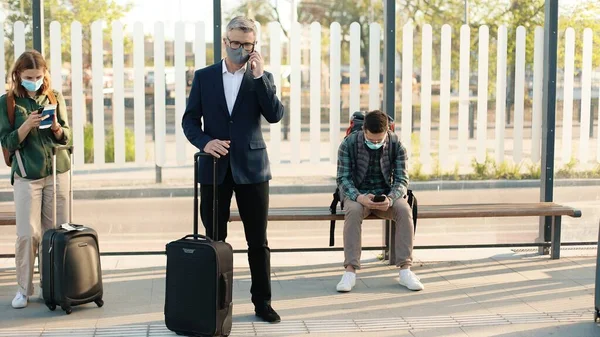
[255,305,281,323]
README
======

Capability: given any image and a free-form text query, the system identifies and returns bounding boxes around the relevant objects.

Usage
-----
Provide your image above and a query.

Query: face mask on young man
[365,140,384,150]
[364,132,387,151]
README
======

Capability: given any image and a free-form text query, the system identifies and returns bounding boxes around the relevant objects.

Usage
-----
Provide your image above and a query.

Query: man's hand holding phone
[249,51,264,78]
[372,194,391,211]
[357,194,391,211]
[372,195,387,203]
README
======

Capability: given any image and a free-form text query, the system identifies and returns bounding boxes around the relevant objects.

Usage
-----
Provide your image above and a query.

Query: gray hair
[226,16,256,35]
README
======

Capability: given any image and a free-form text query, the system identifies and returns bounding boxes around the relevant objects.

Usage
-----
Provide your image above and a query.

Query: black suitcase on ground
[595,220,600,322]
[164,152,234,337]
[41,145,104,314]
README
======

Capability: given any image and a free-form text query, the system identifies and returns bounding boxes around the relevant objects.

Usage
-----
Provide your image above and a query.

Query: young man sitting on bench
[335,110,423,292]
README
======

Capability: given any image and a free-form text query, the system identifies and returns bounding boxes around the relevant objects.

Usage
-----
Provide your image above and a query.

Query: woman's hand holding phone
[17,108,43,142]
[24,109,44,130]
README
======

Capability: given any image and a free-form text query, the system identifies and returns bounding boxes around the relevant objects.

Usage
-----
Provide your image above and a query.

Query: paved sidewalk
[0,249,598,336]
[0,163,342,201]
[0,162,598,202]
[0,162,339,189]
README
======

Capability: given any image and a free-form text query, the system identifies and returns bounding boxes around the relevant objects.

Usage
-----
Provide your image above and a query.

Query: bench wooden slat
[0,203,582,225]
[229,203,581,222]
[0,212,16,226]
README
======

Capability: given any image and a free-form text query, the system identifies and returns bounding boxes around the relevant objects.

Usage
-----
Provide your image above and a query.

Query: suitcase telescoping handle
[52,145,74,228]
[190,152,218,240]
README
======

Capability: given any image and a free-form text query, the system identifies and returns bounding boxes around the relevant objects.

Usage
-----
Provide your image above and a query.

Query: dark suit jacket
[182,61,284,185]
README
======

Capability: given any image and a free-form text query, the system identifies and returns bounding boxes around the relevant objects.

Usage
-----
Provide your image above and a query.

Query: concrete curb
[0,178,598,201]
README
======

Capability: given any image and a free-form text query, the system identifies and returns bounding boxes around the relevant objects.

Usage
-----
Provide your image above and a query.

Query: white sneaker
[399,269,424,291]
[11,291,28,309]
[336,271,356,292]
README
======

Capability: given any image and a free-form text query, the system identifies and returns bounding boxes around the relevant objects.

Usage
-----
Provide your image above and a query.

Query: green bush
[470,153,494,180]
[406,155,600,182]
[556,157,577,178]
[83,123,135,164]
[409,160,426,181]
[452,162,460,181]
[493,160,522,180]
[526,163,541,179]
[432,158,442,177]
[83,124,93,163]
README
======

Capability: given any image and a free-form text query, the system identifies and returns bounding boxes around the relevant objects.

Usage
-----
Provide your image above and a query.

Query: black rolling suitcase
[41,145,104,314]
[595,220,600,322]
[164,152,234,337]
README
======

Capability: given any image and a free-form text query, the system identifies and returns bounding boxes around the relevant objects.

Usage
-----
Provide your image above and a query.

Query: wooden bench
[230,202,582,260]
[0,202,582,260]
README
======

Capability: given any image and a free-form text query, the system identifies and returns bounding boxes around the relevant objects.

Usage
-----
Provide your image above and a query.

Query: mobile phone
[373,195,387,202]
[38,105,56,129]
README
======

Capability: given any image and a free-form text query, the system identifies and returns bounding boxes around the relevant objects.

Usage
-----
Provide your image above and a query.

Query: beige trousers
[342,194,414,269]
[13,172,69,296]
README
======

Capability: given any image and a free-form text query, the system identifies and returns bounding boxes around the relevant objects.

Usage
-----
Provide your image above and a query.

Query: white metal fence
[2,20,600,173]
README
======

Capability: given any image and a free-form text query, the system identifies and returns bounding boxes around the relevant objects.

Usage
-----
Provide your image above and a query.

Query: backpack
[2,93,16,166]
[2,90,57,166]
[329,111,417,247]
[345,111,396,137]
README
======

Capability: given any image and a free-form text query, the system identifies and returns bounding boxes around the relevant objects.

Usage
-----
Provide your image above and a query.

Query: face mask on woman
[21,78,43,92]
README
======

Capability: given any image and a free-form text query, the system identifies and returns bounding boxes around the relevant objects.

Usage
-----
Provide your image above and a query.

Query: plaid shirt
[336,133,409,202]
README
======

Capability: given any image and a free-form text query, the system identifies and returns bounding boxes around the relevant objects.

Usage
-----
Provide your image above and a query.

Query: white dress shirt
[222,59,246,115]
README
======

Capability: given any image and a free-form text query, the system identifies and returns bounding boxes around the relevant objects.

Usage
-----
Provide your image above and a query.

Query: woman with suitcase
[0,50,71,309]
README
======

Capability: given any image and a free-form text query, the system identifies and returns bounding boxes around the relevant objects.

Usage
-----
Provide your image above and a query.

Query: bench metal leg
[538,215,552,255]
[389,220,397,266]
[551,215,562,259]
[382,220,390,261]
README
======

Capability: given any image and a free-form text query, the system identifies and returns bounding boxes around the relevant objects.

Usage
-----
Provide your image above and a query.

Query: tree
[3,0,133,79]
[226,0,289,39]
[3,0,55,71]
[481,0,544,123]
[297,0,383,76]
[48,0,133,71]
[397,0,469,86]
[558,0,600,70]
[397,0,545,122]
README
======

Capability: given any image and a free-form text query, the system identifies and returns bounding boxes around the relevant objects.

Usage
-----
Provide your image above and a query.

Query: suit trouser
[13,172,69,296]
[342,194,414,269]
[200,165,271,308]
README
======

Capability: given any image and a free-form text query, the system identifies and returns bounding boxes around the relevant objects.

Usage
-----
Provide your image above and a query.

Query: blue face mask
[365,140,384,150]
[21,78,43,92]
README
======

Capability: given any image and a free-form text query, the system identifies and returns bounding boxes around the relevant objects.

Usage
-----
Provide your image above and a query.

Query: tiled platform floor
[0,249,598,336]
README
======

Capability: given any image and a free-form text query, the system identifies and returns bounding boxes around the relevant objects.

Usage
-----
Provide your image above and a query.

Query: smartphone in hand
[372,195,387,203]
[39,104,57,129]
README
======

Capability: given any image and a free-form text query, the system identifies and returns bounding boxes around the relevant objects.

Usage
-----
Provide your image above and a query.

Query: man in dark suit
[182,16,284,323]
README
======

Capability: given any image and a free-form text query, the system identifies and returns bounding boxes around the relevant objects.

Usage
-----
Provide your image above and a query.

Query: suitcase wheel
[95,299,104,308]
[62,306,72,315]
[46,302,56,311]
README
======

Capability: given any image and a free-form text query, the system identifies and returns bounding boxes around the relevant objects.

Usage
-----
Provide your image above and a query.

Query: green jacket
[0,90,71,185]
